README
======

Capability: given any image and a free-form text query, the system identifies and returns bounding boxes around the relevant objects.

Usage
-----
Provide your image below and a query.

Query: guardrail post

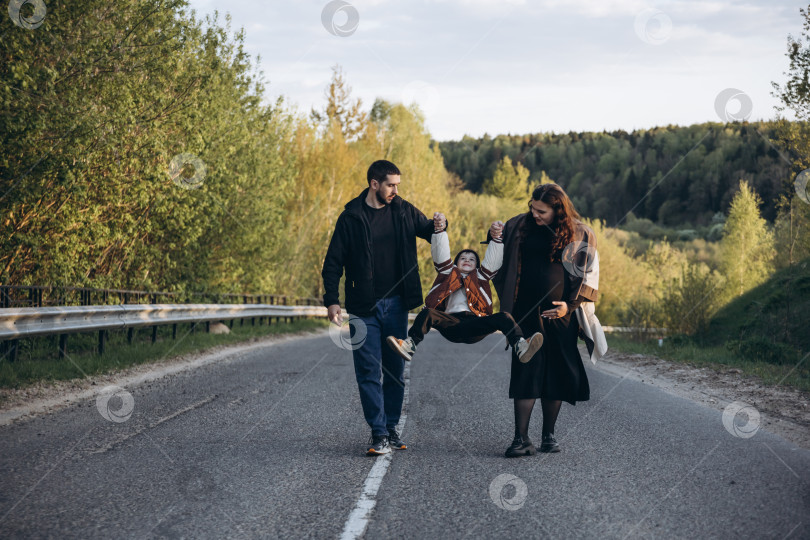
[98,330,106,355]
[172,324,177,340]
[151,293,158,344]
[59,334,68,359]
[206,321,210,333]
[127,328,134,344]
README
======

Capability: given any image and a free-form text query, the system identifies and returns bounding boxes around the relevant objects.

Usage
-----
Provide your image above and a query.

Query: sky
[184,0,806,141]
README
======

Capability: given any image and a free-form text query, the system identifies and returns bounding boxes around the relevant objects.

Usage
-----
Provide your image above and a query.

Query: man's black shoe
[504,435,536,458]
[540,433,560,453]
[366,434,391,456]
[388,429,407,450]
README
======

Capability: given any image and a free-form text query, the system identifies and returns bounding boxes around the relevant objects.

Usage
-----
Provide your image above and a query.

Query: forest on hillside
[438,123,792,227]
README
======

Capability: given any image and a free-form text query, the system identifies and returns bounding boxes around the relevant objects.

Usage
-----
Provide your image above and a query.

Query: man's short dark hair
[367,160,401,185]
[453,249,480,268]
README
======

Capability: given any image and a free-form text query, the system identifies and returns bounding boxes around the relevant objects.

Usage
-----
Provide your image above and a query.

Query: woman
[491,183,600,457]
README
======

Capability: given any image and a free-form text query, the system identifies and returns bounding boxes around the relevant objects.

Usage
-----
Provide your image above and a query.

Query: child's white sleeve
[478,239,503,281]
[432,231,453,274]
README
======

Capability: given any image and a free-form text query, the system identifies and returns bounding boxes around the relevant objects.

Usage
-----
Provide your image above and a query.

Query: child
[387,218,543,362]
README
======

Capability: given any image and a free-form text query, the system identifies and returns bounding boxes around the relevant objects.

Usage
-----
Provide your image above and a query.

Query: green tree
[0,2,295,295]
[720,181,775,299]
[771,5,810,270]
[774,194,810,268]
[772,6,810,125]
[662,262,724,335]
[310,65,367,141]
[534,170,554,188]
[482,156,529,201]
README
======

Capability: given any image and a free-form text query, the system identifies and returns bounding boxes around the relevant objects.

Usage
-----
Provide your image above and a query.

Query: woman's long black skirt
[508,307,590,405]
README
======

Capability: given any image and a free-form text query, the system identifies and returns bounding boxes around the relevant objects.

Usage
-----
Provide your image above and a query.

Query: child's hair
[453,249,480,268]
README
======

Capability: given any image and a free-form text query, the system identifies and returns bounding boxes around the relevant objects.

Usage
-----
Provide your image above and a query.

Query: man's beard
[376,191,390,206]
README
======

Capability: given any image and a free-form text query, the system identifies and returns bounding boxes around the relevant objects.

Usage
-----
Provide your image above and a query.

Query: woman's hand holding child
[489,220,504,240]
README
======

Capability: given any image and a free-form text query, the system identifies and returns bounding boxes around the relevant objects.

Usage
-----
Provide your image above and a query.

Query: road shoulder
[592,348,810,449]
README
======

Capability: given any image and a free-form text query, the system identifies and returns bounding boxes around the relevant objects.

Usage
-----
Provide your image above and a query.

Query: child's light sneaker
[387,336,416,361]
[515,332,543,363]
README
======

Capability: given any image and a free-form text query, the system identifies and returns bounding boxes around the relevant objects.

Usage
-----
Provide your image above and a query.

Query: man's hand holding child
[433,212,447,232]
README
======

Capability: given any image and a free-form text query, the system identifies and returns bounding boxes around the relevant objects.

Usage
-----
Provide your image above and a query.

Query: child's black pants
[408,308,523,346]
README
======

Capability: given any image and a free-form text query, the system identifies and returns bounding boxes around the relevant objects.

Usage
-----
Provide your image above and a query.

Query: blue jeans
[351,295,407,436]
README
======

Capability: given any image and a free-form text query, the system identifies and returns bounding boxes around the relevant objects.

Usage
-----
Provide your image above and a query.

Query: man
[322,160,445,456]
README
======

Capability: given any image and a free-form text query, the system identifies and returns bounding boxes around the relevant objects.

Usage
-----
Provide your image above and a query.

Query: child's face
[457,253,477,273]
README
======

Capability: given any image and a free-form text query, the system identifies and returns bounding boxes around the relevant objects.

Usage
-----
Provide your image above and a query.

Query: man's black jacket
[322,188,437,316]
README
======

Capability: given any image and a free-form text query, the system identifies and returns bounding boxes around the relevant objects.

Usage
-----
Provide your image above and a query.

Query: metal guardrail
[0,304,328,340]
[0,303,328,361]
[0,300,419,361]
[602,326,667,334]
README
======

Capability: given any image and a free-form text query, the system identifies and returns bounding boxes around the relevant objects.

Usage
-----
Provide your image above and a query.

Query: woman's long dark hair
[523,183,581,261]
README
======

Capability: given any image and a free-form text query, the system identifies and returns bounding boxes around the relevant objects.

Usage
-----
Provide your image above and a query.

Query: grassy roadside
[607,334,810,393]
[0,318,330,390]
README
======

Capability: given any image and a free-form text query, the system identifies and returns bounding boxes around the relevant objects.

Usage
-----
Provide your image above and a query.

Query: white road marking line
[340,362,411,540]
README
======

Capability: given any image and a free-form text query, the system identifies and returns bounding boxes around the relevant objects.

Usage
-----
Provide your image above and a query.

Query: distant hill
[707,259,810,364]
[437,122,792,227]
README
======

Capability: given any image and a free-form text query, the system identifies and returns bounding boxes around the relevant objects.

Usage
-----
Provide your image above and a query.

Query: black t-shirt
[363,202,402,299]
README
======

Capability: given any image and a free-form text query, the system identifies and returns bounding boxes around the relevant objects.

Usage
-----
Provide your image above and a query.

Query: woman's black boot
[504,435,537,458]
[539,433,560,453]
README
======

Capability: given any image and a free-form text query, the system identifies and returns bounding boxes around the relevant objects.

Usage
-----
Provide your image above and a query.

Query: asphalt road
[0,331,808,539]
